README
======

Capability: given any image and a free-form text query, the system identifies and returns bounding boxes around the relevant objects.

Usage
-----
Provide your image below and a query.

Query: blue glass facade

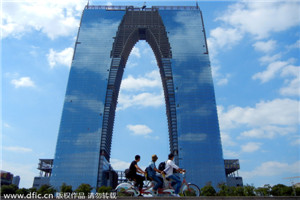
[51,5,226,190]
[159,9,226,188]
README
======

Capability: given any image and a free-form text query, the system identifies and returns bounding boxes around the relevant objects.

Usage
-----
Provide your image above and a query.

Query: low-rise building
[32,159,53,189]
[224,159,243,187]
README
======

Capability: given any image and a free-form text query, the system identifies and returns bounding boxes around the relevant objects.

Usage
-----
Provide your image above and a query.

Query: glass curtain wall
[51,6,226,190]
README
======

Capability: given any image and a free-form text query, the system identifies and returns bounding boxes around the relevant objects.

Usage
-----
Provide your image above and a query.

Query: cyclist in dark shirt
[128,155,145,194]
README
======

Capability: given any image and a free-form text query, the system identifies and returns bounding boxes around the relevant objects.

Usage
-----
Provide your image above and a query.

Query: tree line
[1,182,299,196]
[201,183,299,196]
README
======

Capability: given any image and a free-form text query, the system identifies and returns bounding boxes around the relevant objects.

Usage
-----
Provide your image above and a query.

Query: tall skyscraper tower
[50,4,226,190]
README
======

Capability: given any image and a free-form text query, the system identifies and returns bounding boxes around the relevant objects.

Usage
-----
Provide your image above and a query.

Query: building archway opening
[110,40,169,173]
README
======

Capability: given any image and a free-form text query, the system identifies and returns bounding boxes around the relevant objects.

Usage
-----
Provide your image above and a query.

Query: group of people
[126,153,186,197]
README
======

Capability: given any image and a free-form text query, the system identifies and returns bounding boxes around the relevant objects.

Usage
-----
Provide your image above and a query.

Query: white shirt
[164,159,179,177]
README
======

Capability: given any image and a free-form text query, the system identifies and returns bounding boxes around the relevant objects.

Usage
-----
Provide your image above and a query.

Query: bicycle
[115,172,200,197]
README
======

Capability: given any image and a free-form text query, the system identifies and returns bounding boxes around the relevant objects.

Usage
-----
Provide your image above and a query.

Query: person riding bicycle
[163,153,186,197]
[146,154,163,195]
[128,155,145,195]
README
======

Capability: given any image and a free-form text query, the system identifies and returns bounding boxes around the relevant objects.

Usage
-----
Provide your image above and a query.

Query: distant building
[116,171,127,185]
[32,159,53,189]
[224,159,243,187]
[33,159,117,189]
[102,167,118,189]
[294,182,300,188]
[12,176,20,187]
[1,171,20,186]
[1,170,14,186]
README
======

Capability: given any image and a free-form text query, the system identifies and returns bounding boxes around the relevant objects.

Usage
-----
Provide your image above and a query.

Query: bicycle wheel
[115,183,138,197]
[182,183,200,196]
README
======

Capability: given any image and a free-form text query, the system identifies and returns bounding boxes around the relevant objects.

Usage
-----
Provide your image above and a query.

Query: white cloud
[281,65,300,77]
[47,47,73,68]
[286,39,300,51]
[241,142,262,153]
[218,98,299,139]
[221,132,237,147]
[252,60,289,83]
[219,1,300,39]
[1,1,85,39]
[126,61,138,68]
[127,124,152,136]
[253,40,277,53]
[121,70,161,91]
[209,1,300,88]
[219,98,299,128]
[259,53,282,65]
[117,92,164,111]
[217,78,229,86]
[131,46,141,58]
[209,27,243,50]
[253,54,299,96]
[223,149,240,158]
[240,126,295,139]
[280,77,300,96]
[290,136,300,146]
[209,1,300,58]
[3,123,11,128]
[280,65,300,96]
[241,160,300,178]
[3,146,33,153]
[211,65,230,86]
[110,158,130,170]
[11,77,35,88]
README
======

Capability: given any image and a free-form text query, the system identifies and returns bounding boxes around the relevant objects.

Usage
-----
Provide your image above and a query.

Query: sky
[1,0,300,189]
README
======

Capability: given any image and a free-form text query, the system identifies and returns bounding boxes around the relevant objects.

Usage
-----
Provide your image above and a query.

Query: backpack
[144,167,151,179]
[158,161,178,173]
[158,161,166,171]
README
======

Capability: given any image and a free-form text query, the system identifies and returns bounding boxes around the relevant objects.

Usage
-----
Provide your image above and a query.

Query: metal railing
[85,5,199,11]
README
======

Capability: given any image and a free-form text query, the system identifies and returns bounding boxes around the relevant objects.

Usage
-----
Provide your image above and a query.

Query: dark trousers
[131,174,145,190]
[150,175,163,191]
[168,174,181,194]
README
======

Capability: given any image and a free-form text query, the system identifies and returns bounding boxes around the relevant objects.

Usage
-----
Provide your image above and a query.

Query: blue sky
[1,0,300,189]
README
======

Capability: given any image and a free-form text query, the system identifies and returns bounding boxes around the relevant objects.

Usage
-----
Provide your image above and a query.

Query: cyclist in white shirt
[164,153,185,197]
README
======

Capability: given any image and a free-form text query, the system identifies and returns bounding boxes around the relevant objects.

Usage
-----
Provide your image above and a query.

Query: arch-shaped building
[50,5,226,190]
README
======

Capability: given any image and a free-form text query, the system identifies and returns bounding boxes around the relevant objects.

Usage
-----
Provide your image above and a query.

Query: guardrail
[85,5,199,11]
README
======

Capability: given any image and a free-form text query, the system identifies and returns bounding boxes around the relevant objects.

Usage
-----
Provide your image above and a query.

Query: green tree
[37,184,56,195]
[255,184,271,196]
[243,184,255,196]
[217,184,245,196]
[60,183,73,193]
[0,184,18,195]
[28,187,37,193]
[217,183,230,196]
[97,186,112,193]
[75,184,93,196]
[295,187,300,196]
[233,186,245,196]
[201,183,216,196]
[16,188,30,195]
[271,184,293,196]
